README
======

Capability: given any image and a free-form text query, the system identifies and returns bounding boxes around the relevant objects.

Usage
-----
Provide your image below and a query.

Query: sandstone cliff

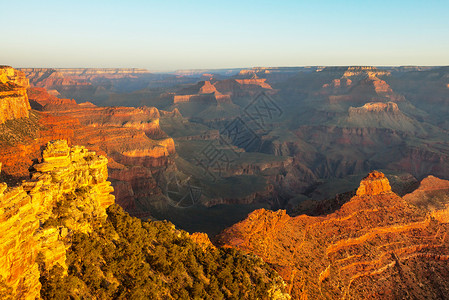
[218,171,449,299]
[0,81,177,215]
[0,66,31,124]
[0,140,114,299]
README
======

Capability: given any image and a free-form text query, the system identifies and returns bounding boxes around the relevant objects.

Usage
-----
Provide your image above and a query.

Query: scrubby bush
[39,204,286,299]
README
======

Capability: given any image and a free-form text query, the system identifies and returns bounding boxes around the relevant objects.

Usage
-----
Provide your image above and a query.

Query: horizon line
[4,64,448,73]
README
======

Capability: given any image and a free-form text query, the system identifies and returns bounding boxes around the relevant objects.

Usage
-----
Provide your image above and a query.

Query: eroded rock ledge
[218,171,449,299]
[0,66,31,124]
[0,140,114,299]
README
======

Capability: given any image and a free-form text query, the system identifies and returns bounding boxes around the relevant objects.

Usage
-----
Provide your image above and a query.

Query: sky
[1,0,448,71]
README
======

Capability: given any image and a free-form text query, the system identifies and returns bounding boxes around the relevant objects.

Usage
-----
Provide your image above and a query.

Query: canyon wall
[0,66,31,124]
[0,140,114,299]
[218,171,449,299]
[20,68,150,86]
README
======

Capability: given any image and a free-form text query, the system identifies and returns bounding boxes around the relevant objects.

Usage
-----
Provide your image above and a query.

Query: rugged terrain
[2,66,288,236]
[0,140,114,299]
[0,66,31,124]
[15,65,449,235]
[0,140,289,299]
[218,171,449,299]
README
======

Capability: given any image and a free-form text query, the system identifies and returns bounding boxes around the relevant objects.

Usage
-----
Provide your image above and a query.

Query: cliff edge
[0,66,31,124]
[0,140,114,299]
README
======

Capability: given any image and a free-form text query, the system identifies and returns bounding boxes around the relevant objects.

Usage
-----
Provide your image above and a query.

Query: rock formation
[0,140,114,299]
[349,102,400,115]
[355,170,392,196]
[173,80,232,104]
[1,69,176,219]
[403,175,449,212]
[20,68,150,87]
[322,78,352,89]
[30,97,176,212]
[235,76,273,89]
[218,171,449,299]
[315,66,405,104]
[27,87,77,110]
[0,66,31,124]
[214,77,273,98]
[318,66,390,78]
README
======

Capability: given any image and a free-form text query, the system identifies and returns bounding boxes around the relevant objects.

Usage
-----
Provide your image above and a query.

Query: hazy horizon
[5,64,449,73]
[1,0,449,70]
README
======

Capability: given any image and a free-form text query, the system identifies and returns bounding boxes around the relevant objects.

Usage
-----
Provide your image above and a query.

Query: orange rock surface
[0,140,114,299]
[403,175,449,212]
[218,171,449,299]
[349,102,400,115]
[189,232,216,251]
[0,66,31,124]
[356,170,392,196]
[1,69,175,214]
[235,78,273,89]
[173,80,232,104]
[20,68,149,83]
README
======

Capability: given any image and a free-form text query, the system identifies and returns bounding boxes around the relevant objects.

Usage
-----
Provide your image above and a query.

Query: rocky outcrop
[322,78,352,89]
[355,170,392,196]
[10,82,176,212]
[218,171,449,299]
[0,67,174,239]
[319,69,404,104]
[0,66,31,124]
[0,140,114,299]
[214,78,273,98]
[349,102,400,115]
[27,87,77,110]
[20,69,90,87]
[173,80,232,104]
[235,78,273,89]
[346,102,425,133]
[189,232,215,251]
[403,175,449,211]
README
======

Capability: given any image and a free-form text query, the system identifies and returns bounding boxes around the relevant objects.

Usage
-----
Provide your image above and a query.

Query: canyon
[0,140,289,299]
[2,64,449,298]
[8,65,449,234]
[217,171,449,299]
[0,67,31,124]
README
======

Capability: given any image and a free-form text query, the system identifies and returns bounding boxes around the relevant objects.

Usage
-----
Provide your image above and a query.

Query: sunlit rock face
[20,68,150,88]
[0,66,31,124]
[1,69,175,214]
[218,171,449,299]
[0,140,114,299]
[173,80,232,104]
[356,170,392,196]
[349,102,400,115]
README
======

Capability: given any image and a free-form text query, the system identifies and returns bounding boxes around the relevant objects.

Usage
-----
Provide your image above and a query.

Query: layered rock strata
[218,171,449,299]
[0,66,31,124]
[0,140,114,298]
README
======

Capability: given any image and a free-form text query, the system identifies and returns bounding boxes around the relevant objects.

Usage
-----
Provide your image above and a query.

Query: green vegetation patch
[39,204,287,299]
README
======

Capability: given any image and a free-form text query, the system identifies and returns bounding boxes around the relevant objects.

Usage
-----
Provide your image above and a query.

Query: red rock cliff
[0,140,114,299]
[0,66,31,124]
[218,171,449,299]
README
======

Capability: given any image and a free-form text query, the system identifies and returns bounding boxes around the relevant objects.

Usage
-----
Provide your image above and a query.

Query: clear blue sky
[1,0,448,70]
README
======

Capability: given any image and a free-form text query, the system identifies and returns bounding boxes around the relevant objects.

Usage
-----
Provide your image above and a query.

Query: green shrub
[39,204,286,299]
